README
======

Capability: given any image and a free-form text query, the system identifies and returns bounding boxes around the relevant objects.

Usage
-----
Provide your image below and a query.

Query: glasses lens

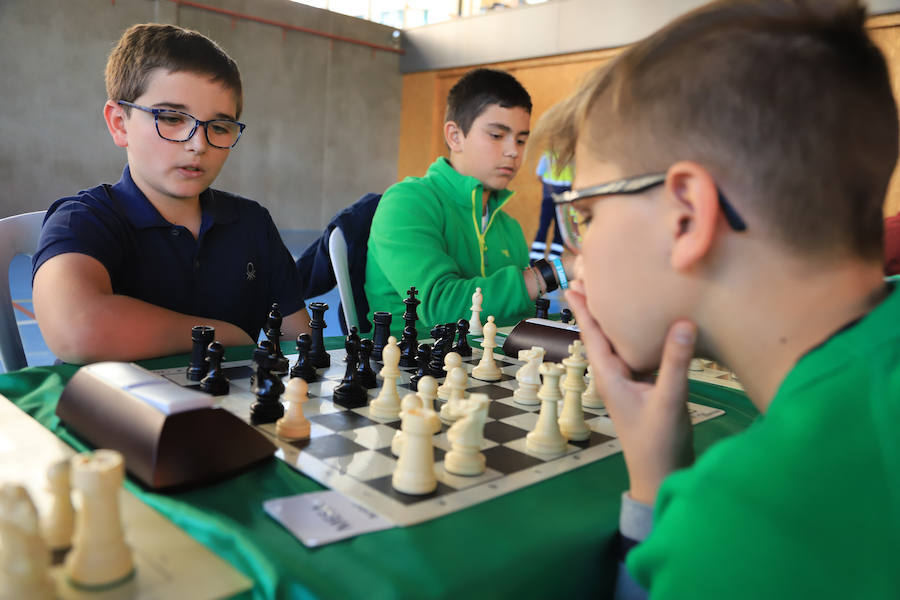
[205,120,242,148]
[155,111,195,142]
[555,204,583,252]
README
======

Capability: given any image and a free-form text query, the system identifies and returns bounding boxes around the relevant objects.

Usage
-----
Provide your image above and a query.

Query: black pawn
[332,335,367,408]
[427,327,448,378]
[398,324,418,368]
[290,333,318,382]
[441,322,457,355]
[561,308,574,324]
[356,339,377,389]
[452,319,472,357]
[265,303,289,375]
[250,346,286,424]
[186,325,215,381]
[308,301,331,368]
[344,326,361,363]
[200,341,229,396]
[535,297,550,319]
[371,311,392,362]
[409,343,432,391]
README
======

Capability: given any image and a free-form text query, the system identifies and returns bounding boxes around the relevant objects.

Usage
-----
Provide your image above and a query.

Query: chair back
[328,227,359,332]
[0,211,46,373]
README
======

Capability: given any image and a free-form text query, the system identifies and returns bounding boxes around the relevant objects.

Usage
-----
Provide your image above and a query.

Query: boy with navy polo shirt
[535,0,900,598]
[32,24,310,363]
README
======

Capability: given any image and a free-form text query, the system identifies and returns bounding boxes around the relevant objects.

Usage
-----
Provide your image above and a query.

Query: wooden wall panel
[397,15,900,240]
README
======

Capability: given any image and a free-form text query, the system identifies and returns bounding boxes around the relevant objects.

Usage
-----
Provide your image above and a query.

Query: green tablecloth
[0,342,759,600]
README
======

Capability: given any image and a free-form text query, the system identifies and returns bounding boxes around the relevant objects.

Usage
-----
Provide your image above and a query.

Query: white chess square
[339,424,397,450]
[503,436,579,458]
[498,411,539,431]
[322,450,396,480]
[431,431,498,452]
[434,463,503,489]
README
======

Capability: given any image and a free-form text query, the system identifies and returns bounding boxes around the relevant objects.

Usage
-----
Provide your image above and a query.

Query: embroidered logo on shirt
[501,249,510,257]
[246,262,256,281]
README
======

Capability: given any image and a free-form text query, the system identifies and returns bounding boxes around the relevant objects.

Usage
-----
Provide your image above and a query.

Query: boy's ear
[665,161,721,271]
[443,120,465,153]
[103,100,129,148]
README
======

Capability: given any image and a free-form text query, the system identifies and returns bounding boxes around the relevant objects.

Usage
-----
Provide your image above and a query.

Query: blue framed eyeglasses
[117,100,246,149]
[552,172,747,252]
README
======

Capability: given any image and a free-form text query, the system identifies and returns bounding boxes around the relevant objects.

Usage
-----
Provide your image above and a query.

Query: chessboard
[153,345,725,527]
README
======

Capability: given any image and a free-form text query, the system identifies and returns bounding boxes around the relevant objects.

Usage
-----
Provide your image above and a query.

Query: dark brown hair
[534,0,898,260]
[445,68,532,135]
[106,23,243,118]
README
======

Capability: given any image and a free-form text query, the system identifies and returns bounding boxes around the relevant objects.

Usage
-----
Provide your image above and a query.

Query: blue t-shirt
[32,167,305,340]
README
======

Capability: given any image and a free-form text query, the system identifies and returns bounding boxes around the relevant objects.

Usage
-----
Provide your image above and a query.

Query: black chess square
[467,383,516,401]
[309,412,378,432]
[469,371,514,383]
[375,445,446,462]
[298,434,368,459]
[487,401,527,420]
[222,365,254,380]
[482,445,546,474]
[364,474,455,505]
[482,421,529,444]
[566,431,615,449]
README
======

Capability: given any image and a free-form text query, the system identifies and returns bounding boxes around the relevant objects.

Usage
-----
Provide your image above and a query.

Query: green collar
[426,157,514,213]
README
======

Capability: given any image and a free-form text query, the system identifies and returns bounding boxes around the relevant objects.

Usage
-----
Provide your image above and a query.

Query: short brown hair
[445,68,532,135]
[535,0,898,260]
[105,23,243,118]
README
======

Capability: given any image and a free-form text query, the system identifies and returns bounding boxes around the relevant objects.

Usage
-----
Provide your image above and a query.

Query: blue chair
[0,211,46,373]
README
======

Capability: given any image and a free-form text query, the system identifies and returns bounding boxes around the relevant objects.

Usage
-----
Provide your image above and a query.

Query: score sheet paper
[264,490,393,547]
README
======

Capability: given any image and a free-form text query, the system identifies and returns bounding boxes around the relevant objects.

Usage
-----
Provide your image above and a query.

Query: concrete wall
[0,0,402,230]
[402,0,900,72]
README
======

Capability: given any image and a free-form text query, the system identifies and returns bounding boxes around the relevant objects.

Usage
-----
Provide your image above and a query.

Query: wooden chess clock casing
[502,318,581,363]
[56,362,276,490]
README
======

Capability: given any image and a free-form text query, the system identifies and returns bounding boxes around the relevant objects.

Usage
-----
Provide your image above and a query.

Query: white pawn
[0,484,54,600]
[417,376,442,433]
[370,336,402,420]
[43,459,75,551]
[439,366,468,422]
[471,316,502,382]
[437,352,463,400]
[444,394,490,476]
[276,377,311,440]
[581,365,604,408]
[526,363,568,456]
[392,405,441,495]
[558,340,591,441]
[65,449,134,588]
[513,346,545,406]
[469,287,484,336]
[391,392,424,457]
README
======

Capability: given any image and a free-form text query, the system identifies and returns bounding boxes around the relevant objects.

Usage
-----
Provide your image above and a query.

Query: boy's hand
[565,282,696,505]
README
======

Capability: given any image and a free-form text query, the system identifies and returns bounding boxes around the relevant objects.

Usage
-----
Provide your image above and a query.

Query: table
[0,340,759,599]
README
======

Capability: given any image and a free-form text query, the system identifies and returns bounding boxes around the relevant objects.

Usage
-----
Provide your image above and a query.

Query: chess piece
[445,394,490,476]
[513,346,545,405]
[471,316,502,382]
[186,325,215,381]
[65,450,134,588]
[558,340,591,441]
[437,352,463,400]
[535,297,550,319]
[356,338,378,389]
[439,366,468,422]
[308,301,331,368]
[370,336,402,419]
[250,345,286,424]
[402,286,421,332]
[0,484,55,600]
[417,375,441,433]
[398,324,419,368]
[333,333,367,409]
[560,308,573,324]
[276,378,311,440]
[582,365,603,408]
[265,303,290,375]
[344,326,361,363]
[469,287,483,336]
[452,319,472,357]
[409,343,432,390]
[290,333,318,382]
[44,459,75,552]
[526,363,568,456]
[427,325,450,377]
[371,311,392,361]
[391,392,424,457]
[200,341,230,396]
[392,404,441,495]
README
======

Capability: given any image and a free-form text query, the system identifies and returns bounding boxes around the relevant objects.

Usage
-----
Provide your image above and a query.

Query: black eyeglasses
[552,172,747,251]
[117,100,246,149]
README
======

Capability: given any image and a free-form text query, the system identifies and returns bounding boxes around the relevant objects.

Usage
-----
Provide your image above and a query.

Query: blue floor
[8,230,564,372]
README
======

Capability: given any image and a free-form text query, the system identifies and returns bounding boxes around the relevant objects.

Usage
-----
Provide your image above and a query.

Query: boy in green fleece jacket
[535,0,900,598]
[365,68,568,332]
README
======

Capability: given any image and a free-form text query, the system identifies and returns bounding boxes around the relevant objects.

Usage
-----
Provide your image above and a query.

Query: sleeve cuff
[619,491,654,542]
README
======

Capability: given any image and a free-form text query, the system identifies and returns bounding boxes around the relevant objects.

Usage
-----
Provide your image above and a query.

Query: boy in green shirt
[365,68,569,332]
[536,0,900,598]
